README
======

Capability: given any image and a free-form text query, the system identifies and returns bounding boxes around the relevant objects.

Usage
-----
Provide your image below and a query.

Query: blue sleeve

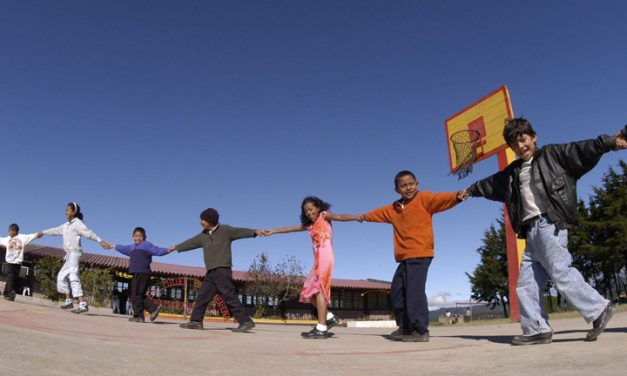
[114,244,134,256]
[138,241,169,256]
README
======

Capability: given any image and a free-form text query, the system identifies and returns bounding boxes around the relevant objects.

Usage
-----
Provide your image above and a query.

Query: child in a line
[466,119,626,345]
[168,208,264,332]
[265,196,360,339]
[39,202,112,314]
[0,224,42,301]
[359,171,466,342]
[111,227,168,323]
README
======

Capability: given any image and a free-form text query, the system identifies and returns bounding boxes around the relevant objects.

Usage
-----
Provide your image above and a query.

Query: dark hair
[394,170,417,188]
[300,196,332,227]
[133,227,146,241]
[9,223,19,233]
[503,117,537,147]
[67,202,84,220]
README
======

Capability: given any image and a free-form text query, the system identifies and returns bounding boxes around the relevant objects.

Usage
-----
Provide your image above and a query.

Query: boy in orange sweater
[359,170,467,342]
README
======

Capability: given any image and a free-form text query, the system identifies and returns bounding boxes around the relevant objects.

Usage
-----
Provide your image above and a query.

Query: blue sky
[2,1,626,308]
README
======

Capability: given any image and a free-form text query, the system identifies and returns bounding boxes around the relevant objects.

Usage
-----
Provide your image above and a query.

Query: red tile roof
[23,245,391,291]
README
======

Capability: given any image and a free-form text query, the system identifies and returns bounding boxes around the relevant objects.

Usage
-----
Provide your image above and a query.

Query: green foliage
[80,267,114,308]
[466,213,510,318]
[34,256,63,300]
[247,253,304,318]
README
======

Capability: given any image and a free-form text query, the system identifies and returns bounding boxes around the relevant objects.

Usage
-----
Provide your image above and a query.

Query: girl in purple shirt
[112,227,168,323]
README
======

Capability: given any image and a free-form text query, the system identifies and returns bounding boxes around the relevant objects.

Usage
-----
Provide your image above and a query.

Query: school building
[1,244,392,320]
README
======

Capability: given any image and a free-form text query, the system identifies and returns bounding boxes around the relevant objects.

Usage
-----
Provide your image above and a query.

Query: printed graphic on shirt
[6,237,24,264]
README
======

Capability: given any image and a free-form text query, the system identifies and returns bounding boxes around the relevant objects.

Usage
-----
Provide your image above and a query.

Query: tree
[80,266,114,308]
[34,256,63,300]
[466,213,510,318]
[247,253,304,318]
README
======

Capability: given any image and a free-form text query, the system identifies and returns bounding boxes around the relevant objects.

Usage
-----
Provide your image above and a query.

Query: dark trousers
[3,263,21,297]
[130,273,158,318]
[190,267,250,324]
[391,258,432,335]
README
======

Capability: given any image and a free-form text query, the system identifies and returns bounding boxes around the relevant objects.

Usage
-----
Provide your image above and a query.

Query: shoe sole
[301,332,334,339]
[586,304,615,341]
[150,308,160,322]
[511,338,552,346]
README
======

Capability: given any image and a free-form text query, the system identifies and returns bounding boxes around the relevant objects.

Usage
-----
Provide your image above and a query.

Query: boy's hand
[100,241,113,249]
[167,246,176,254]
[615,128,627,150]
[457,189,469,202]
[255,230,267,237]
[356,214,365,223]
[36,231,44,238]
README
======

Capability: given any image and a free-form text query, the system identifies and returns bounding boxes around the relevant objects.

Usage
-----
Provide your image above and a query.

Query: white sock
[79,301,87,308]
[326,312,334,320]
[65,299,72,305]
[316,324,328,331]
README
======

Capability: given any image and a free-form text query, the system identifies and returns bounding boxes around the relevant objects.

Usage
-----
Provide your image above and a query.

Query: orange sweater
[364,191,459,261]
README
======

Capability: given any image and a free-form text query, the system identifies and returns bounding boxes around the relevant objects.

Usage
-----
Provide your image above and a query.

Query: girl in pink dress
[266,196,360,339]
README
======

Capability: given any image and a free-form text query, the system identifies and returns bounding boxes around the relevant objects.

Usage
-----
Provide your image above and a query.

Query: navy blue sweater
[114,241,168,274]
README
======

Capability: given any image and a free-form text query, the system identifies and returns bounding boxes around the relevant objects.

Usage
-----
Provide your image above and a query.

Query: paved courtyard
[1,296,626,376]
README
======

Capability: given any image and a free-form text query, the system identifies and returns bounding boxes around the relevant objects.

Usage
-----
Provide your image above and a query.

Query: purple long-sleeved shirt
[114,241,168,274]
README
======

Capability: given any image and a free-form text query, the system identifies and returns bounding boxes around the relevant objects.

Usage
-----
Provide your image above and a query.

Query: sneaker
[511,331,552,346]
[179,321,203,330]
[8,291,16,301]
[150,306,161,322]
[71,305,89,314]
[301,327,331,339]
[232,320,255,332]
[586,303,615,342]
[61,301,74,310]
[326,316,340,330]
[389,327,407,340]
[401,330,429,342]
[129,316,145,323]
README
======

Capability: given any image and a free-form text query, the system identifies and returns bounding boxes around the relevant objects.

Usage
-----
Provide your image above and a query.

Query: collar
[67,218,78,225]
[204,223,220,235]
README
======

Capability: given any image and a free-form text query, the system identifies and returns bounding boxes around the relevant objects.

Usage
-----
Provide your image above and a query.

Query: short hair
[300,196,332,227]
[9,223,19,233]
[503,117,537,147]
[133,227,146,241]
[394,170,417,188]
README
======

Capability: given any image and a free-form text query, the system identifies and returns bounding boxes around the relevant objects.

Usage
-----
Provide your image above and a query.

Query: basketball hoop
[450,129,481,179]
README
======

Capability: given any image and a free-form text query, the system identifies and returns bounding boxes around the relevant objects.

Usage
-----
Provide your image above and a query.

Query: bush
[34,257,63,300]
[80,267,114,308]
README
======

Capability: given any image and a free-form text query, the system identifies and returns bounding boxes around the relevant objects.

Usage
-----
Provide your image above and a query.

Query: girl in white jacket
[39,202,111,314]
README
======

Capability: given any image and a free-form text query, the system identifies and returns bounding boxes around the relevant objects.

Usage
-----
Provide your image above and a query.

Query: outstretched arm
[324,213,361,222]
[264,225,306,236]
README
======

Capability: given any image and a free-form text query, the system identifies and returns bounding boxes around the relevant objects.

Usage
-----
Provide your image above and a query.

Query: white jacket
[42,218,102,253]
[0,233,38,264]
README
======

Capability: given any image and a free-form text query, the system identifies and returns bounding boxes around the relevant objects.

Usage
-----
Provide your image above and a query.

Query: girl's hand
[615,129,627,150]
[255,230,267,237]
[259,229,273,236]
[457,189,469,202]
[356,214,365,223]
[167,246,176,254]
[36,231,44,238]
[100,241,113,249]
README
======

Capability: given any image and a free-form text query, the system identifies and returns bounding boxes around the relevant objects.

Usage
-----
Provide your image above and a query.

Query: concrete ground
[1,296,626,376]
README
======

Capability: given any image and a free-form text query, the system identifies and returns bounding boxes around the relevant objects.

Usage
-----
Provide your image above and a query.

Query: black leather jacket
[467,134,618,238]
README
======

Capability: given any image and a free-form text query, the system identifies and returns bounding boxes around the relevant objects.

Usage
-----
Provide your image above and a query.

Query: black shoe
[301,327,331,339]
[8,291,16,301]
[389,327,407,340]
[511,331,552,346]
[232,320,255,332]
[71,305,89,314]
[61,302,74,309]
[326,316,340,330]
[401,330,429,342]
[129,316,145,323]
[586,303,615,342]
[150,306,161,322]
[179,321,203,330]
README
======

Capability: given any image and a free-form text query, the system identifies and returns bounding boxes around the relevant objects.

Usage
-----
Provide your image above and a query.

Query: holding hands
[615,126,627,150]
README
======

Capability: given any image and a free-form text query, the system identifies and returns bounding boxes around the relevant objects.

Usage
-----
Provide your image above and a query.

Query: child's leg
[534,220,608,322]
[65,252,84,301]
[314,293,328,325]
[189,270,219,323]
[403,258,432,335]
[130,274,144,317]
[516,239,551,336]
[390,262,406,329]
[215,268,252,324]
[57,260,72,296]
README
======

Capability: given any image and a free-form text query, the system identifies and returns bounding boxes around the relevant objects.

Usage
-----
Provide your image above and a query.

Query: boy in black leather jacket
[466,119,626,345]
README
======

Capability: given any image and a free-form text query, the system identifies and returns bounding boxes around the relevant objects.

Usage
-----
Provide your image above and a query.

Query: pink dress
[299,211,335,304]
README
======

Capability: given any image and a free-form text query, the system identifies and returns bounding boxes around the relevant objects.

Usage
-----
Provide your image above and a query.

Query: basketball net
[450,130,480,179]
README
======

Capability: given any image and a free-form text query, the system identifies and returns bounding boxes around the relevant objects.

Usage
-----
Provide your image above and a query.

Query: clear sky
[2,1,626,309]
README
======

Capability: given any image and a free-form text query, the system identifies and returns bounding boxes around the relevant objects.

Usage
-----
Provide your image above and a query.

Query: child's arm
[113,244,133,256]
[229,227,263,240]
[265,225,306,236]
[169,234,203,253]
[423,191,465,214]
[551,131,625,179]
[23,233,42,245]
[0,236,8,247]
[138,241,169,256]
[466,169,510,202]
[76,221,111,249]
[324,212,361,222]
[41,224,64,237]
[363,205,392,223]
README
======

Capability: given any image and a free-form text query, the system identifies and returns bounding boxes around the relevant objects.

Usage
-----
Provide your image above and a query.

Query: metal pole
[183,277,188,320]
